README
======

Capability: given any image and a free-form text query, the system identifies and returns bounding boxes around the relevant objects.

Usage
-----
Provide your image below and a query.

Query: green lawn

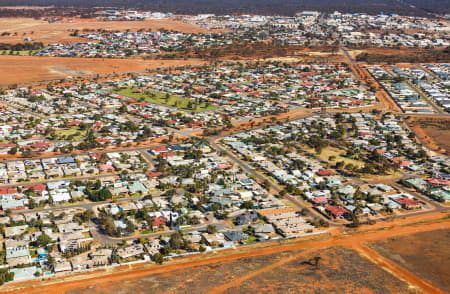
[131,193,142,198]
[114,87,216,112]
[244,235,258,244]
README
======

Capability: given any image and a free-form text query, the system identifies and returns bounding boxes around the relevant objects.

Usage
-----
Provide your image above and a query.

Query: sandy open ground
[0,56,207,85]
[371,228,450,292]
[0,17,212,45]
[407,116,450,154]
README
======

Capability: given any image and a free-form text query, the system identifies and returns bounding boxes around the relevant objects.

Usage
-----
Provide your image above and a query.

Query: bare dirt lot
[0,17,211,45]
[0,56,206,85]
[224,247,414,294]
[371,228,450,293]
[407,116,450,154]
[348,47,450,64]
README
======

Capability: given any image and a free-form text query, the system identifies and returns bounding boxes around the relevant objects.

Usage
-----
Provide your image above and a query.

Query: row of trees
[0,42,43,52]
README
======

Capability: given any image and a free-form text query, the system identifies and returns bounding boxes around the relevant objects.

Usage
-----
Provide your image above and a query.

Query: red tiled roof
[395,197,420,206]
[426,178,450,185]
[217,164,232,170]
[97,139,110,144]
[326,206,348,217]
[359,132,371,136]
[311,197,328,204]
[152,216,167,227]
[150,146,168,152]
[91,153,102,160]
[317,170,333,176]
[147,171,163,177]
[99,164,114,171]
[22,184,46,192]
[29,142,50,149]
[67,120,81,126]
[400,161,412,167]
[0,143,15,148]
[0,187,18,195]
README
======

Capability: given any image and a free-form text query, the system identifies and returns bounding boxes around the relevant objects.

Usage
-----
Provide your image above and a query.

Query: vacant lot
[0,18,210,45]
[53,129,87,141]
[115,87,216,112]
[371,228,450,293]
[0,56,206,85]
[300,145,364,168]
[408,116,450,154]
[349,47,450,64]
[226,247,414,294]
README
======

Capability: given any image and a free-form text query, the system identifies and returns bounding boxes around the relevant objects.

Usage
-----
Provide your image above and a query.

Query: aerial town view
[0,0,447,293]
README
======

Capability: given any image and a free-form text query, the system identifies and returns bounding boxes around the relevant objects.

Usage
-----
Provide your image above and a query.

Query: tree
[47,254,55,272]
[300,208,309,216]
[169,232,184,249]
[7,146,17,155]
[34,233,52,247]
[110,252,120,264]
[335,161,345,169]
[313,256,321,267]
[28,198,36,209]
[126,221,135,234]
[348,212,360,228]
[206,224,217,234]
[154,253,164,264]
[240,200,254,210]
[0,268,14,285]
[263,179,271,190]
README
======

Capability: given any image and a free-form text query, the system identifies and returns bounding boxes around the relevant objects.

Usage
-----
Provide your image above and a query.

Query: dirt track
[3,211,448,294]
[351,64,402,113]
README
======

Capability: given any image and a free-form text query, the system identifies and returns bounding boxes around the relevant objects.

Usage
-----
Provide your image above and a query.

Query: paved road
[340,46,355,64]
